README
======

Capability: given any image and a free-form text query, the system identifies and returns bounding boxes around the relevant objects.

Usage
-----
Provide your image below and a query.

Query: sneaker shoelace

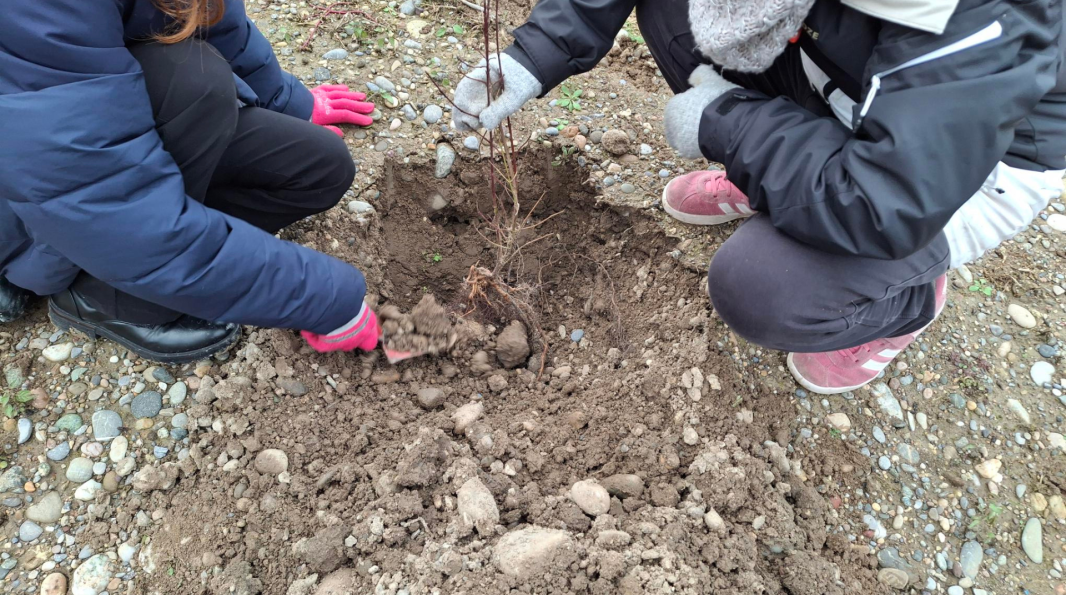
[703,174,734,200]
[841,343,873,366]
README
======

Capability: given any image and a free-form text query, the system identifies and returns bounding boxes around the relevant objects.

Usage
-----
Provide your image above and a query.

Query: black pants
[636,0,950,352]
[72,39,355,325]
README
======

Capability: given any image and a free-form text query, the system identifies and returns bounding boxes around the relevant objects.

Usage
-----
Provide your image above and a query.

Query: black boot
[48,288,240,364]
[0,277,33,323]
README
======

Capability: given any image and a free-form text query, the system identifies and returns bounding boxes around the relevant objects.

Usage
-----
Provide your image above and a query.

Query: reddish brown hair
[154,0,225,44]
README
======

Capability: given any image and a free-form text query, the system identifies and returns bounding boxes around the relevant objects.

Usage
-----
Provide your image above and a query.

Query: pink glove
[301,302,381,353]
[311,85,376,136]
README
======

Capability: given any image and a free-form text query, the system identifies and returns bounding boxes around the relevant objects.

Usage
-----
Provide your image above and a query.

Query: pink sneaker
[788,275,947,395]
[662,170,753,225]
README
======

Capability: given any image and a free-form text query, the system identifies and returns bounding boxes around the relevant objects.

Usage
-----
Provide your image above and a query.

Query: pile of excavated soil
[126,154,887,595]
[379,295,458,357]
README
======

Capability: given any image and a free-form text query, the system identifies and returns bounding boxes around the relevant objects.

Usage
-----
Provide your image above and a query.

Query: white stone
[569,480,610,517]
[71,554,114,595]
[1030,361,1055,386]
[1047,213,1066,232]
[1007,304,1037,328]
[956,264,974,284]
[1007,399,1031,424]
[451,402,484,435]
[682,427,699,445]
[703,508,725,532]
[42,342,74,362]
[826,413,851,432]
[118,542,138,564]
[17,418,31,444]
[109,436,129,462]
[493,527,575,580]
[457,477,499,536]
[74,480,103,501]
[1021,517,1043,564]
[873,383,904,425]
[1049,433,1065,450]
[975,459,1002,479]
[115,457,136,477]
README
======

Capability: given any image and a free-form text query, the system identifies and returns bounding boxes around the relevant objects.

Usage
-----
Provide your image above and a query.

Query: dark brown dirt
[129,152,887,595]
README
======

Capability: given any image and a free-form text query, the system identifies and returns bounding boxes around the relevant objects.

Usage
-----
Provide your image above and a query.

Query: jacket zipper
[855,20,1003,130]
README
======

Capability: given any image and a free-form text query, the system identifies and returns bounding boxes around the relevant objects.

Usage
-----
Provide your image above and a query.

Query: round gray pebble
[66,457,94,483]
[131,391,163,419]
[91,410,122,441]
[423,105,443,124]
[46,442,71,461]
[19,521,43,542]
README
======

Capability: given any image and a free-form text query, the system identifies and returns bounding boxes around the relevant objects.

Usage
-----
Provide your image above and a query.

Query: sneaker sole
[786,353,874,396]
[661,180,753,226]
[49,303,239,365]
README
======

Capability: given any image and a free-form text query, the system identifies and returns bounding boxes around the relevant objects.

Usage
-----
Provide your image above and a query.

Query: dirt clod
[416,387,444,409]
[493,526,576,580]
[382,294,457,356]
[600,474,645,499]
[254,448,289,475]
[293,526,348,574]
[495,320,530,369]
[601,129,631,156]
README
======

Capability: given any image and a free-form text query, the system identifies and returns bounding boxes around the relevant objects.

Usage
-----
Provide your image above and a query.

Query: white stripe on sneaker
[736,203,754,214]
[719,203,735,214]
[878,348,901,358]
[862,359,891,372]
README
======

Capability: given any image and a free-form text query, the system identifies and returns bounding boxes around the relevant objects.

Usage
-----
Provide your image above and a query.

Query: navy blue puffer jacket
[0,0,365,334]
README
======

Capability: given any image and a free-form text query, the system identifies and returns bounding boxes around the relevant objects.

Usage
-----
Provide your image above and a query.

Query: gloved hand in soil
[452,54,542,132]
[301,301,381,353]
[664,65,739,159]
[310,85,376,137]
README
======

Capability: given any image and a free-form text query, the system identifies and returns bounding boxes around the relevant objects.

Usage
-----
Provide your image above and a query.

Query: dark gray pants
[636,0,951,352]
[72,39,354,325]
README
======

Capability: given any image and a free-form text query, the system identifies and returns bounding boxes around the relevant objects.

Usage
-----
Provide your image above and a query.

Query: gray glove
[664,65,739,159]
[452,53,542,132]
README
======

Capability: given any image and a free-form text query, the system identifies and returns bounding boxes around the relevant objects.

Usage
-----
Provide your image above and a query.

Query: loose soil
[127,153,886,594]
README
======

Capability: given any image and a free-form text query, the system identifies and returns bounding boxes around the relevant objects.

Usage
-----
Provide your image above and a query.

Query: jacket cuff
[698,89,768,163]
[508,25,574,96]
[284,75,315,121]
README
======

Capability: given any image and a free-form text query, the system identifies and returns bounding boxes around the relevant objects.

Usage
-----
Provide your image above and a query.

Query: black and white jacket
[506,0,1065,261]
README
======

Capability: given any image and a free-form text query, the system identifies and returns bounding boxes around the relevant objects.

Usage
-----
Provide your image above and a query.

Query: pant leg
[205,107,356,234]
[707,214,951,353]
[636,0,830,117]
[70,39,239,325]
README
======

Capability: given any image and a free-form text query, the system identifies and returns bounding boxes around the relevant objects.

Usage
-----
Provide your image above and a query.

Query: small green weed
[552,145,577,166]
[968,278,994,297]
[1,389,33,419]
[625,24,645,44]
[829,428,842,439]
[436,24,464,38]
[557,85,582,112]
[968,503,1004,542]
[424,252,443,264]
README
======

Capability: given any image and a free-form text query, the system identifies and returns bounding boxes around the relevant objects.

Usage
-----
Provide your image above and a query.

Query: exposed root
[464,266,549,379]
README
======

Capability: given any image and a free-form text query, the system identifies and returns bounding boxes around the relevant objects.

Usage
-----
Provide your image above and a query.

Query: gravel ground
[1,2,1064,595]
